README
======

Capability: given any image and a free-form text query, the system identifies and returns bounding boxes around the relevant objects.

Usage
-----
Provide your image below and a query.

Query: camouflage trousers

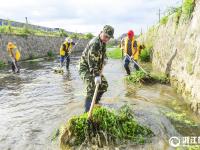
[79,69,108,111]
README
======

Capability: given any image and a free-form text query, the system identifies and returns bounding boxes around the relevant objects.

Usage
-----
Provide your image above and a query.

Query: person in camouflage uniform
[78,25,114,112]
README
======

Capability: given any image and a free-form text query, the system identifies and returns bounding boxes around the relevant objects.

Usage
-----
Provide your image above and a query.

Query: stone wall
[0,34,89,62]
[141,0,200,114]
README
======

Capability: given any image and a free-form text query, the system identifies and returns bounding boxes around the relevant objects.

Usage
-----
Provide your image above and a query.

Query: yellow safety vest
[124,37,141,60]
[60,42,72,56]
[7,45,21,61]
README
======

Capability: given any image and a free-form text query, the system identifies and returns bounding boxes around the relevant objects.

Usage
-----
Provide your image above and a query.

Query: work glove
[95,76,101,85]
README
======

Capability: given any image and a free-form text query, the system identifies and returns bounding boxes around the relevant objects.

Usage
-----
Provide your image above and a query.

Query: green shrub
[0,26,7,33]
[59,29,68,37]
[69,33,79,39]
[0,25,13,34]
[182,0,195,19]
[140,48,151,62]
[0,60,6,68]
[7,25,12,33]
[160,16,169,25]
[84,33,94,40]
[150,73,170,84]
[47,50,55,58]
[60,105,154,148]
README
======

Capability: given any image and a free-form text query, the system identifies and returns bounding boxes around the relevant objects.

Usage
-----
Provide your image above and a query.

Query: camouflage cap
[103,25,114,38]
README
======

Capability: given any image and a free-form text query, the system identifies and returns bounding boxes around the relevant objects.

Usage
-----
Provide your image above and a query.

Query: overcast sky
[0,0,182,37]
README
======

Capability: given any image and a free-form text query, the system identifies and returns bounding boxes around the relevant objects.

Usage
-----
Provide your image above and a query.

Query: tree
[85,33,94,40]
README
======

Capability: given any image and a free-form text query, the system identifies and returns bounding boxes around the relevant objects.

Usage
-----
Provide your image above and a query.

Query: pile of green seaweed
[125,71,169,85]
[59,105,154,149]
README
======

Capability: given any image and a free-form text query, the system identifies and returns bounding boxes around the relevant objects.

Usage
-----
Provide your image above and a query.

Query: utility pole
[158,9,161,22]
[25,17,28,24]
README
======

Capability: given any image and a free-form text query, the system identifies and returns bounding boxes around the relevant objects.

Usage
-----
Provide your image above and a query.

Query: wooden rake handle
[87,83,100,119]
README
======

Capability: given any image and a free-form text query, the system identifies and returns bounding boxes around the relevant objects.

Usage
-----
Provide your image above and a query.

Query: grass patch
[176,145,200,150]
[47,50,55,58]
[165,112,197,126]
[0,60,6,68]
[165,111,200,142]
[160,16,169,25]
[125,71,169,85]
[150,72,170,84]
[106,47,122,59]
[0,25,90,39]
[84,33,94,40]
[59,105,154,149]
[68,32,92,40]
[59,29,68,37]
[182,0,195,19]
[0,25,61,37]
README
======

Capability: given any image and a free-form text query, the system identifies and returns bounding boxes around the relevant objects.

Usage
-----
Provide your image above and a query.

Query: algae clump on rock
[59,105,154,149]
[125,70,169,85]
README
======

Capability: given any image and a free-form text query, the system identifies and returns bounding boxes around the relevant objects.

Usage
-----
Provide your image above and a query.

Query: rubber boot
[66,63,69,70]
[124,63,130,75]
[15,61,20,73]
[66,57,70,70]
[11,62,15,73]
[124,57,131,75]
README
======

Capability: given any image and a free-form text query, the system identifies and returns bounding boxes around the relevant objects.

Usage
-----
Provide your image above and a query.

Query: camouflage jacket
[79,35,107,77]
